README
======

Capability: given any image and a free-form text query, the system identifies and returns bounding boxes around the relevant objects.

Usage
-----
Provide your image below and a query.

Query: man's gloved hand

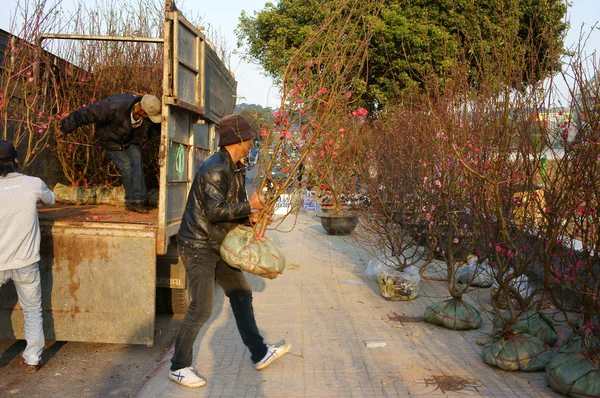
[59,117,72,134]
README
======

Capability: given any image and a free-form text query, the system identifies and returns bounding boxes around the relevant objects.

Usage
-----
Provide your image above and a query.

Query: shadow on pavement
[0,340,26,369]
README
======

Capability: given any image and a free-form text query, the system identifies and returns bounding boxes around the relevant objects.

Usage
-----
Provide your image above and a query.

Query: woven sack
[53,183,96,205]
[220,225,286,279]
[424,298,482,330]
[482,333,551,371]
[95,186,125,206]
[546,351,600,398]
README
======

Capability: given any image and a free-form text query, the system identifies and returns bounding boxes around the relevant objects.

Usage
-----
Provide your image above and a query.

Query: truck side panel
[0,222,156,345]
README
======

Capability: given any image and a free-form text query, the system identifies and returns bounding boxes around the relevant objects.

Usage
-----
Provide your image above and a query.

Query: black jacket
[60,94,158,151]
[177,148,251,253]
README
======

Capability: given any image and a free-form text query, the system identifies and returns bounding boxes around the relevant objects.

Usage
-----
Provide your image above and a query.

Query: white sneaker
[169,367,207,388]
[254,342,291,370]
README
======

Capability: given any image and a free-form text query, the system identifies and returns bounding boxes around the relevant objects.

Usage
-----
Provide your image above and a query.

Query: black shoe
[125,202,149,214]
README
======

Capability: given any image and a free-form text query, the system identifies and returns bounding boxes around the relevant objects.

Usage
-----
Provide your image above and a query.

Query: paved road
[136,211,563,398]
[0,314,182,397]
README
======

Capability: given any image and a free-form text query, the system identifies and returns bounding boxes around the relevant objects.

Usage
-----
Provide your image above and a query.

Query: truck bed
[0,203,160,345]
[38,203,159,226]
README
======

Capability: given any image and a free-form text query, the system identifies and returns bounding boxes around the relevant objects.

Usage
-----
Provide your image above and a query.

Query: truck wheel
[170,288,190,314]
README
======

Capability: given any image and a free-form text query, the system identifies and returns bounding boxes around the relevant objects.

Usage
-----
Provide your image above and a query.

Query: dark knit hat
[0,140,18,162]
[218,114,257,147]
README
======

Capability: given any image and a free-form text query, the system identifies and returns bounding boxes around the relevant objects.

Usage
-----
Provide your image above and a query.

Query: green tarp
[492,310,558,346]
[220,225,286,279]
[547,351,600,398]
[482,333,551,371]
[424,298,482,330]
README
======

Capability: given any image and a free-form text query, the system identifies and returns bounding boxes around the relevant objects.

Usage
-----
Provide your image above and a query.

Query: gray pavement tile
[137,211,563,398]
[303,371,377,396]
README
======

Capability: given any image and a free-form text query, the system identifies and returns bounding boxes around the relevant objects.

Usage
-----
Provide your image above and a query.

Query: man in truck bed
[60,94,162,213]
[0,140,56,373]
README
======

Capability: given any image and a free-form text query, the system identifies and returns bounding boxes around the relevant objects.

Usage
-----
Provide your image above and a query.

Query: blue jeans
[106,144,146,204]
[0,263,44,365]
[170,246,267,371]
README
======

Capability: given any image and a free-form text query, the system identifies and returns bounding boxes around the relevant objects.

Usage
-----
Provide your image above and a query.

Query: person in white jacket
[0,140,56,373]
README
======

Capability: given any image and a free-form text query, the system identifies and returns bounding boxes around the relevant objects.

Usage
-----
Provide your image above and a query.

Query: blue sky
[1,0,598,108]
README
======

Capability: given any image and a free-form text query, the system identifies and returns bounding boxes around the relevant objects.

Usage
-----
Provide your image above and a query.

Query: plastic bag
[492,310,558,346]
[53,183,96,205]
[366,255,395,281]
[424,298,482,330]
[482,333,551,371]
[491,274,532,309]
[546,351,600,398]
[378,265,420,301]
[220,225,286,279]
[456,255,494,288]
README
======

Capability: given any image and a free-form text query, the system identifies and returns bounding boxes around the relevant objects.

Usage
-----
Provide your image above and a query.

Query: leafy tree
[237,0,568,111]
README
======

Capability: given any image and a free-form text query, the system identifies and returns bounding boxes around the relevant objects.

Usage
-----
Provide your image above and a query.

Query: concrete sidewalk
[137,211,560,398]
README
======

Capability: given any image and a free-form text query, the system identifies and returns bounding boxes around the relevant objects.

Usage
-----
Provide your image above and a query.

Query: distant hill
[235,103,275,113]
[234,103,275,131]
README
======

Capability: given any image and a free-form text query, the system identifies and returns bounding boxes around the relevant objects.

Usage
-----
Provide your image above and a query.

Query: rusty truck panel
[0,220,157,345]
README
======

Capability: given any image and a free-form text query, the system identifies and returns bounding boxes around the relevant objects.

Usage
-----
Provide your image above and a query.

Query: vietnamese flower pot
[317,212,358,235]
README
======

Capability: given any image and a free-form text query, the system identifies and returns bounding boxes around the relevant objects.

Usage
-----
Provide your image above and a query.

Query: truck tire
[156,287,190,314]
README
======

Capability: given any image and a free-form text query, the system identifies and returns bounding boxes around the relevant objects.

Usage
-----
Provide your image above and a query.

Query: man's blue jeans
[0,263,44,366]
[170,245,267,371]
[106,144,146,204]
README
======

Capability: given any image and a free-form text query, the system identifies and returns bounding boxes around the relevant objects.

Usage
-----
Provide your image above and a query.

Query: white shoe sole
[169,374,207,388]
[255,343,292,371]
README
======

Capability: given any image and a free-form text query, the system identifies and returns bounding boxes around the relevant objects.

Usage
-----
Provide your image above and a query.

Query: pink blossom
[353,107,368,118]
[453,238,459,244]
[320,88,327,94]
[435,180,441,187]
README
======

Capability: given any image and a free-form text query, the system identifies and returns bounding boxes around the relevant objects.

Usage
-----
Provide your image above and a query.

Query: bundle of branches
[410,65,483,330]
[354,103,434,276]
[541,45,600,396]
[453,26,558,370]
[251,0,384,236]
[47,0,164,187]
[0,0,66,170]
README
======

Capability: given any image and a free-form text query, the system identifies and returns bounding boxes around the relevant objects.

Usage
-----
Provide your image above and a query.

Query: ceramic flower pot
[317,212,358,235]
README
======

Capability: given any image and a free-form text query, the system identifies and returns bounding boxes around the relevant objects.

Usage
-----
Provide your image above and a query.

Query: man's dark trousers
[170,245,268,371]
[106,144,146,204]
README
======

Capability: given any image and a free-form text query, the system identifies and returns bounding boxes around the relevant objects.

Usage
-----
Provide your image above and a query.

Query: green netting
[482,333,551,371]
[220,225,286,279]
[53,183,96,205]
[546,351,600,398]
[424,298,482,330]
[492,310,558,346]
